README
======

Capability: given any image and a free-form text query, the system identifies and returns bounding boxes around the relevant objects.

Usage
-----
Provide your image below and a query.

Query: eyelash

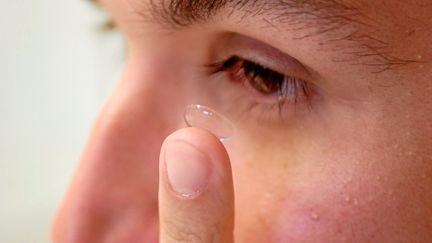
[208,56,313,111]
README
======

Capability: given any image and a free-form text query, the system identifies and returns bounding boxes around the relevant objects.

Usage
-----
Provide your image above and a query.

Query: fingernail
[164,141,211,198]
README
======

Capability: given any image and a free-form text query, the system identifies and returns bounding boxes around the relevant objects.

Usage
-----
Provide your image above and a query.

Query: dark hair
[88,0,115,31]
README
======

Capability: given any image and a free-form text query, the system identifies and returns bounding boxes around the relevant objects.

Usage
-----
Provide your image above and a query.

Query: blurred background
[0,0,123,242]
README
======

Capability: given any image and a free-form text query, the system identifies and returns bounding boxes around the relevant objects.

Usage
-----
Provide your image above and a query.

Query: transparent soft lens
[184,104,235,140]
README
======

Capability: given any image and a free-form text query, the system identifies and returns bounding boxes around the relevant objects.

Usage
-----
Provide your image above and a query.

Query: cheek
[270,175,393,242]
[270,163,432,242]
[228,116,432,242]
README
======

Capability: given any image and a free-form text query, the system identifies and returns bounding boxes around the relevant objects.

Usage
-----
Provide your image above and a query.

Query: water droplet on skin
[310,212,320,221]
[405,29,415,35]
[344,195,351,202]
[353,199,359,206]
[184,104,235,141]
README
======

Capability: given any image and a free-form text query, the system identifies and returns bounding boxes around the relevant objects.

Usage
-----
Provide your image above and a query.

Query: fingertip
[161,127,231,171]
[158,127,235,242]
[163,140,212,198]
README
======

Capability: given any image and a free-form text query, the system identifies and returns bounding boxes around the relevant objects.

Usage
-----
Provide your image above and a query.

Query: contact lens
[184,104,235,141]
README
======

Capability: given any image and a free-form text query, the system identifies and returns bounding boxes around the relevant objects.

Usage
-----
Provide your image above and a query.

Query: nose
[52,61,186,242]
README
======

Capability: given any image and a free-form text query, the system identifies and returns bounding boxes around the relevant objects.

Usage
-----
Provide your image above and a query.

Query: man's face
[56,0,432,242]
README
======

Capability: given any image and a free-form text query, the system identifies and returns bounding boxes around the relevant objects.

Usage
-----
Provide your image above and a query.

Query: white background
[0,0,123,242]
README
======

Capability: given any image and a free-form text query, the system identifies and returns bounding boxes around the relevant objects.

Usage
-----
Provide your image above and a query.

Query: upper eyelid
[211,33,316,80]
[209,56,309,88]
[215,56,286,77]
[210,51,313,85]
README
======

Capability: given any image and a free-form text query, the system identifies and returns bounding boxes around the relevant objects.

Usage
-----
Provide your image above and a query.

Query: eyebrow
[148,0,362,30]
[138,0,421,72]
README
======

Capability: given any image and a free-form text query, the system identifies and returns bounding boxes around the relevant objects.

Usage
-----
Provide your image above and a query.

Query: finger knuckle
[163,219,218,243]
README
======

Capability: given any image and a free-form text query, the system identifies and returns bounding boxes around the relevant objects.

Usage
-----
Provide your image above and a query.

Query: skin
[52,0,432,242]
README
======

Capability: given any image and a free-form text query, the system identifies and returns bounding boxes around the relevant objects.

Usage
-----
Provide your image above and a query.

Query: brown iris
[242,60,285,95]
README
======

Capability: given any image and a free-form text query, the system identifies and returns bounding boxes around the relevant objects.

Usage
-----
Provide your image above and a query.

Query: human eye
[210,55,313,107]
[203,48,317,124]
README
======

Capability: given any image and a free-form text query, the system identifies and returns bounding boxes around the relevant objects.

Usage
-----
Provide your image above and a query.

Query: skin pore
[53,0,432,242]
